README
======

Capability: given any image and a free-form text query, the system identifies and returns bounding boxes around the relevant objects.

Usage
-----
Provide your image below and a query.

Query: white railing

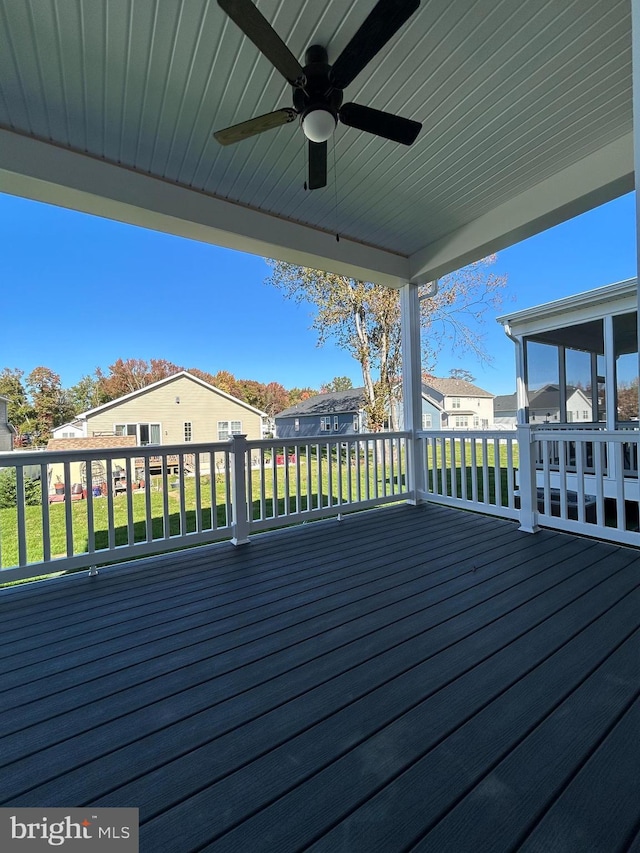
[244,433,409,534]
[3,425,639,585]
[0,432,410,584]
[529,425,640,546]
[417,430,519,521]
[418,425,640,546]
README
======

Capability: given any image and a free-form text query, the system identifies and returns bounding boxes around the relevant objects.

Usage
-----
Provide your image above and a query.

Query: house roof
[47,436,137,452]
[497,278,637,331]
[422,378,494,399]
[494,393,517,413]
[52,420,84,432]
[0,0,631,288]
[276,388,366,419]
[494,386,591,415]
[421,391,445,413]
[79,371,267,418]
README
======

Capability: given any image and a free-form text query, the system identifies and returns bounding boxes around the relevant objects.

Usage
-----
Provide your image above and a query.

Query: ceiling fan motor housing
[294,45,343,131]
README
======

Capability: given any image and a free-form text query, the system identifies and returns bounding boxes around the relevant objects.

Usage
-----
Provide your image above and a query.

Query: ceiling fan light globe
[302,109,336,143]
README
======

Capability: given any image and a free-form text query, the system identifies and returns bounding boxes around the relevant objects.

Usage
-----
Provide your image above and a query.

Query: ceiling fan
[214,0,422,189]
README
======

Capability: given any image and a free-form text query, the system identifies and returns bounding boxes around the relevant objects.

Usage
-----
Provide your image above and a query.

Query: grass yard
[426,437,519,505]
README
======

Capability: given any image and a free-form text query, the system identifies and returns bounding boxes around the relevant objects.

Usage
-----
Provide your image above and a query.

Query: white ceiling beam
[0,130,411,288]
[408,133,635,284]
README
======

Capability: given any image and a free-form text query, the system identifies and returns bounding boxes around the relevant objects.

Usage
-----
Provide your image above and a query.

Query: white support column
[516,423,540,534]
[603,313,618,482]
[230,434,250,546]
[633,0,640,400]
[401,281,425,503]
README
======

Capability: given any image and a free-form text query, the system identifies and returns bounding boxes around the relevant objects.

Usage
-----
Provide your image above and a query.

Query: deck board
[1,503,638,852]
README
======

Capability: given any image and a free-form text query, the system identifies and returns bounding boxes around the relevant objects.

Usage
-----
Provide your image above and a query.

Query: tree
[266,263,402,430]
[67,374,107,414]
[266,257,506,430]
[321,376,354,393]
[617,379,639,421]
[287,387,318,405]
[235,379,265,411]
[0,368,35,440]
[96,358,183,400]
[448,368,476,382]
[260,381,290,417]
[420,257,506,369]
[26,366,72,443]
[0,468,41,509]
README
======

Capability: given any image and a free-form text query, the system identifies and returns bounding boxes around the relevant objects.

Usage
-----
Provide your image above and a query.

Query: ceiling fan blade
[308,141,327,190]
[218,0,305,85]
[214,108,297,145]
[330,0,420,90]
[339,102,421,145]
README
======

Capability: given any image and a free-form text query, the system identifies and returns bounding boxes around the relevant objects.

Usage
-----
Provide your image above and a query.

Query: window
[294,418,300,432]
[333,416,339,430]
[320,416,331,431]
[184,422,192,442]
[422,414,432,429]
[218,420,243,440]
[353,415,359,431]
[115,423,160,445]
[473,416,479,428]
[454,416,468,428]
[583,410,589,419]
[115,424,137,437]
[452,397,461,409]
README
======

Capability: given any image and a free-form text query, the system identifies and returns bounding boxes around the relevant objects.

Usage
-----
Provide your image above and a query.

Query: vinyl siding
[276,413,359,439]
[85,375,262,444]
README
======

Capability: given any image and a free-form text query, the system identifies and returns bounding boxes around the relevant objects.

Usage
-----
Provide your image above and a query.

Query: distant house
[276,386,446,438]
[52,371,267,446]
[527,383,593,425]
[494,393,518,428]
[422,377,494,429]
[419,388,445,430]
[495,385,593,428]
[0,395,15,452]
[52,420,85,439]
[275,389,366,439]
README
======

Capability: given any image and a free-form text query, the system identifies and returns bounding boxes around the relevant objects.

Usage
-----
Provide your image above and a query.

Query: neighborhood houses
[274,379,497,438]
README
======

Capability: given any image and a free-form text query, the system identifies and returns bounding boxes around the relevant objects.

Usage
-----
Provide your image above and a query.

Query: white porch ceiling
[0,0,633,286]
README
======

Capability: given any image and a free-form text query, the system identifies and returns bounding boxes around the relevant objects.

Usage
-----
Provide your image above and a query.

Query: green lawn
[425,437,519,505]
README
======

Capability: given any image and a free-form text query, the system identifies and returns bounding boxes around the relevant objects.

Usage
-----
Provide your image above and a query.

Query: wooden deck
[0,503,638,852]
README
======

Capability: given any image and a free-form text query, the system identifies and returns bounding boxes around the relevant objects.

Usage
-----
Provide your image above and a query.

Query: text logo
[0,809,138,851]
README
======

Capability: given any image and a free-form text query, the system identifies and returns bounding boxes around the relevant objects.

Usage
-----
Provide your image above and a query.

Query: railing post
[230,434,250,546]
[516,423,539,533]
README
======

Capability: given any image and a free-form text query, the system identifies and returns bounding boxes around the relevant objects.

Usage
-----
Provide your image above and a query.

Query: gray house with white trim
[275,389,366,439]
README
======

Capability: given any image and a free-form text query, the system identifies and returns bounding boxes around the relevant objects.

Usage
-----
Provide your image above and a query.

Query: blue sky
[0,190,636,397]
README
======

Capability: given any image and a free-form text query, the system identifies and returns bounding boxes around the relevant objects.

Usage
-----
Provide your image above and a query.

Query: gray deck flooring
[0,503,638,852]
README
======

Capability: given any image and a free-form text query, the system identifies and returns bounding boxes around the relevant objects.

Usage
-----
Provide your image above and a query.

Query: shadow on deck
[0,503,638,852]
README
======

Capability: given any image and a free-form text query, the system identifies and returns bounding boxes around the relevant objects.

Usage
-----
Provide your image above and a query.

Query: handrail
[0,432,411,584]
